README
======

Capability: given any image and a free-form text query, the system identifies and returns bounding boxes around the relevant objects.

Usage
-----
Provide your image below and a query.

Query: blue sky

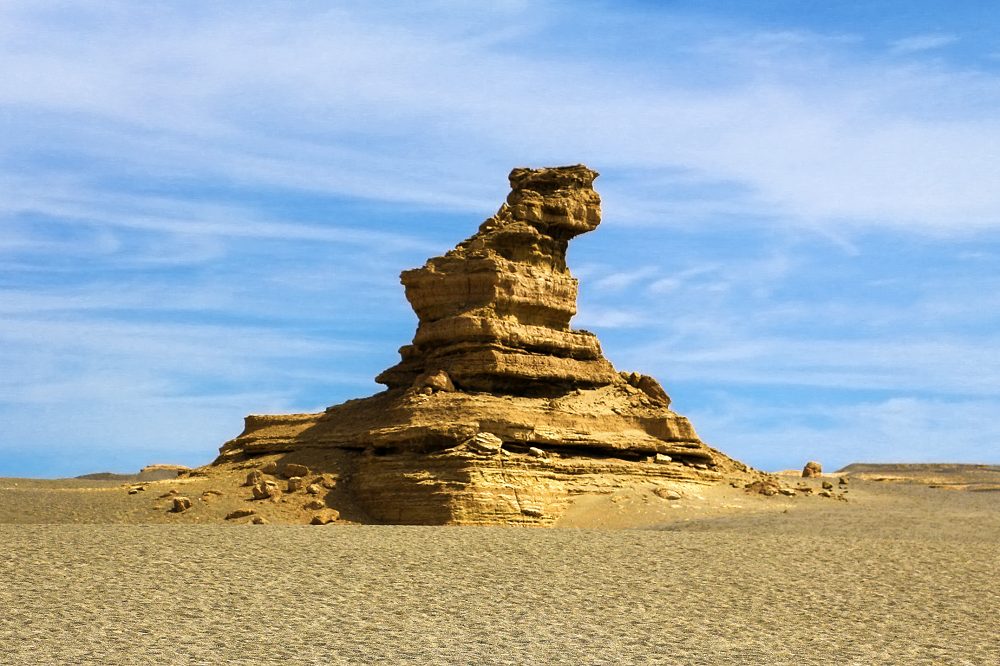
[3,1,1000,477]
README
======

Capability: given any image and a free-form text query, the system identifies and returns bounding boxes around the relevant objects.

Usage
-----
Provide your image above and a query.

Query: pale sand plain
[1,468,998,665]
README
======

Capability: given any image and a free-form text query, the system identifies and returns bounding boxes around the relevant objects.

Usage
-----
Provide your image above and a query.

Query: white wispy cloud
[648,265,723,295]
[0,310,401,477]
[890,34,958,53]
[0,175,438,250]
[591,267,662,292]
[668,338,1000,395]
[688,394,1000,472]
[575,230,1000,400]
[2,3,999,232]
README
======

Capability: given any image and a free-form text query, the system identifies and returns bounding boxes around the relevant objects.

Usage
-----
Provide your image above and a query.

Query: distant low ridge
[837,463,1000,474]
[835,463,1000,489]
[76,465,190,482]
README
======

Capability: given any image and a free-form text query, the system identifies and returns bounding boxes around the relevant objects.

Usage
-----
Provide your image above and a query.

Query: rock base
[215,384,747,525]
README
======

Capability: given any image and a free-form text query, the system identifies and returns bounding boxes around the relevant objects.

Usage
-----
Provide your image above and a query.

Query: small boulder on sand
[310,509,340,525]
[172,497,192,513]
[745,479,782,496]
[260,461,278,474]
[802,462,823,478]
[306,483,323,495]
[654,488,682,500]
[245,470,263,486]
[282,464,310,479]
[287,477,304,492]
[304,499,326,510]
[225,508,257,520]
[252,481,281,500]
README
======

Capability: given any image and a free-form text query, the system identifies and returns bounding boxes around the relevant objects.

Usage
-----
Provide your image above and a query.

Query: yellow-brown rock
[214,165,748,525]
[375,165,617,394]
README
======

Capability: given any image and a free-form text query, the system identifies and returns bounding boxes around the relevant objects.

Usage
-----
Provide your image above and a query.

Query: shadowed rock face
[215,166,744,525]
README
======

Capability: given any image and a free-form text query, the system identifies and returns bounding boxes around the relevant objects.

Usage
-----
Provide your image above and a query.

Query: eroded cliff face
[376,165,617,395]
[214,166,748,525]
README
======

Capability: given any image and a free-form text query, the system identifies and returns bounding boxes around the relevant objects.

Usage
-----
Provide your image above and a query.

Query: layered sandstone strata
[214,166,744,525]
[376,165,619,394]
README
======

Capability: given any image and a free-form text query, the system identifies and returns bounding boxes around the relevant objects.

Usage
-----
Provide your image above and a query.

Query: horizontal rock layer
[351,449,727,526]
[215,382,734,525]
[377,165,611,394]
[222,385,706,458]
[214,165,733,525]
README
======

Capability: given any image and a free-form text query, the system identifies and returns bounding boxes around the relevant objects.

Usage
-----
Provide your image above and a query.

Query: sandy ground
[1,468,998,664]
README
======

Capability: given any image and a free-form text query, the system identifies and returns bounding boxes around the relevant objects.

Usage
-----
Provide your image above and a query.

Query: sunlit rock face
[215,166,742,526]
[376,165,618,395]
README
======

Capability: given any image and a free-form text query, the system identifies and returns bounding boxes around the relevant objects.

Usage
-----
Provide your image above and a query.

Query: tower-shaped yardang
[376,165,619,395]
[216,166,742,525]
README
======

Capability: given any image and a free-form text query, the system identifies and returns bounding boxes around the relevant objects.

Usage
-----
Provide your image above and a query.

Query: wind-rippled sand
[2,482,998,665]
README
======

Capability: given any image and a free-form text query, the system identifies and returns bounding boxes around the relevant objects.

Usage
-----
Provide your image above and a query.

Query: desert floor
[1,467,998,665]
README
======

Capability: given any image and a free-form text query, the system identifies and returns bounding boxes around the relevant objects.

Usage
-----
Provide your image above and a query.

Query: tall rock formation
[376,165,619,395]
[215,166,744,525]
